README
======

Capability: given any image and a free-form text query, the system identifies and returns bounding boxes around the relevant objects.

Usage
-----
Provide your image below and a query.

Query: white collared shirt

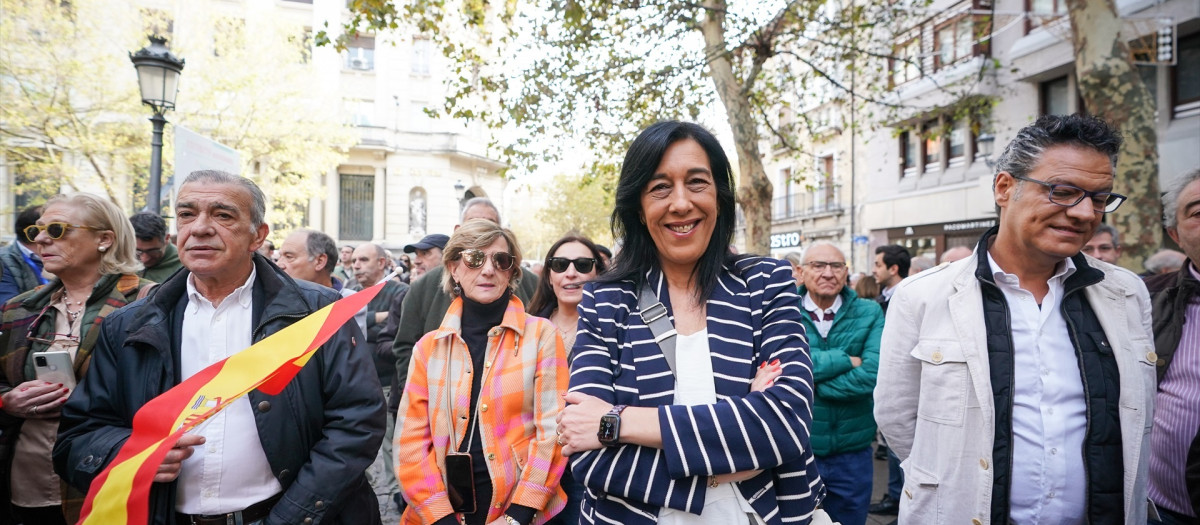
[879,284,897,302]
[801,293,842,338]
[176,267,283,514]
[16,240,36,259]
[986,251,1086,525]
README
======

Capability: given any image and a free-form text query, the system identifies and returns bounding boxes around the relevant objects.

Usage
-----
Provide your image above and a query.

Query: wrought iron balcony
[772,187,844,221]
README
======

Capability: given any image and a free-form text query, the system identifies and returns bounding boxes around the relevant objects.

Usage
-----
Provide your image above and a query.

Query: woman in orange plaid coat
[395,219,569,525]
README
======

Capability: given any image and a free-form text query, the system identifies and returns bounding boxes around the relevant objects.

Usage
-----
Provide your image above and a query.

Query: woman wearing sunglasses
[0,192,153,525]
[395,219,568,525]
[555,121,827,525]
[526,235,606,353]
[524,234,606,525]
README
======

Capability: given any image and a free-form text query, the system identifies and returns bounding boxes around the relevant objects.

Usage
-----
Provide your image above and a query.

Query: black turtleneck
[459,288,510,425]
[438,289,534,525]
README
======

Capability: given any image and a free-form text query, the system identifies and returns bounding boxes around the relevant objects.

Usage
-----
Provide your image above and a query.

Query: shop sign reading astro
[770,231,803,250]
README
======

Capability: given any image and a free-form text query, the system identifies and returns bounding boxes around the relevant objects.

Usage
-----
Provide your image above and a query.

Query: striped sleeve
[567,286,706,514]
[658,261,817,480]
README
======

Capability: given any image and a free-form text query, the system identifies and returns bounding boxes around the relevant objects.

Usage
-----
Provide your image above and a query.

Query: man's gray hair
[910,256,935,273]
[295,228,338,275]
[800,241,845,263]
[1092,223,1120,247]
[1162,169,1200,229]
[1144,249,1187,274]
[460,197,500,223]
[181,170,267,227]
[993,114,1122,185]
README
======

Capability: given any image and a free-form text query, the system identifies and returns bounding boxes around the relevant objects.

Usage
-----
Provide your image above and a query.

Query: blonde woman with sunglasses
[0,192,153,524]
[395,219,568,525]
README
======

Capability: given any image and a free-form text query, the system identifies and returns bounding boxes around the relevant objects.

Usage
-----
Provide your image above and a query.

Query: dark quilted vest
[973,230,1124,524]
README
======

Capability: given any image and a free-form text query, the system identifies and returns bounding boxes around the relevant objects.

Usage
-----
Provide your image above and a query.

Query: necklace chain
[62,290,87,325]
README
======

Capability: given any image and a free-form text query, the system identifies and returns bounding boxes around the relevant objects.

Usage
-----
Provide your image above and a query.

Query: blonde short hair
[441,219,523,296]
[45,192,142,275]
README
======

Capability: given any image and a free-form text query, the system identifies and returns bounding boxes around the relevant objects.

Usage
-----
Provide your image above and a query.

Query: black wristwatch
[597,405,627,447]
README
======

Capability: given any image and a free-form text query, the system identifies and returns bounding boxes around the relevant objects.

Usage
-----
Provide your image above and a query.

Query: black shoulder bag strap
[638,285,678,375]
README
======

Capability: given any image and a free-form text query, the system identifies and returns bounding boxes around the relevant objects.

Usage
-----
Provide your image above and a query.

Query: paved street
[867,452,897,525]
[367,444,404,522]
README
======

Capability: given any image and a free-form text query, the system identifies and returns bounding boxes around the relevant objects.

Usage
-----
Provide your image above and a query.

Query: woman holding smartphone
[395,219,568,525]
[0,192,154,525]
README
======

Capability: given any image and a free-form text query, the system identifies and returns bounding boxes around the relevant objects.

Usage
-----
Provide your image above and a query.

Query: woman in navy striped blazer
[555,121,827,525]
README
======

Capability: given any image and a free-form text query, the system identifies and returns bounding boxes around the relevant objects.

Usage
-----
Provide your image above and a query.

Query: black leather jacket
[1145,265,1199,381]
[53,255,385,525]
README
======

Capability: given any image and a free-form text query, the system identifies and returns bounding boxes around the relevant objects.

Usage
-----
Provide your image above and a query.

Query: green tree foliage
[169,2,356,236]
[331,0,932,254]
[1,0,149,206]
[509,172,615,260]
[2,0,355,235]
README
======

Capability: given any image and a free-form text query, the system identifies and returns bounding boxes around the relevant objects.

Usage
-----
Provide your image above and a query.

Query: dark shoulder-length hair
[601,121,738,304]
[527,233,607,316]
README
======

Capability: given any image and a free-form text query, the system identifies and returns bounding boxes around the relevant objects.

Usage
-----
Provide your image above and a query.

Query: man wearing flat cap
[402,233,450,283]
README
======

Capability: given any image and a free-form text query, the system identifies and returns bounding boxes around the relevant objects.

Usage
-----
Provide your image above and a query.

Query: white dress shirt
[987,251,1086,525]
[879,284,897,302]
[657,330,765,525]
[176,267,283,514]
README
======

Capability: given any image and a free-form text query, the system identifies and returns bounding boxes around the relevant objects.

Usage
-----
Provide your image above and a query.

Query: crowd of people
[0,114,1195,525]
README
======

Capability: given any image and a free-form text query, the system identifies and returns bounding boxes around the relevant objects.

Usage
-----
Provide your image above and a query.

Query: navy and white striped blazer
[568,257,826,524]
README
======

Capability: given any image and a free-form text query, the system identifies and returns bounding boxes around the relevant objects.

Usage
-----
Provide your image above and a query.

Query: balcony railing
[772,188,844,221]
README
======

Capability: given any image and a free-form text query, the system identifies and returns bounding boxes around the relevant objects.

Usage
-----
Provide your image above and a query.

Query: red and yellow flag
[77,280,387,525]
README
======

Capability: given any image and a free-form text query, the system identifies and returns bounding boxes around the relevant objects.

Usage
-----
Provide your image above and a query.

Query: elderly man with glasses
[796,241,884,525]
[875,114,1155,525]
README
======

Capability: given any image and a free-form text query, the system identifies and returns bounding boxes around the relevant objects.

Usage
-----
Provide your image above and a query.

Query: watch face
[598,414,620,444]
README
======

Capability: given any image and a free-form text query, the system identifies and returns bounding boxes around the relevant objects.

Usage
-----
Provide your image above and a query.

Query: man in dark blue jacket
[53,170,385,525]
[0,205,46,305]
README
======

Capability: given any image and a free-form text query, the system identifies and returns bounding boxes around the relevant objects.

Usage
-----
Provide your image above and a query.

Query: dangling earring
[453,282,462,296]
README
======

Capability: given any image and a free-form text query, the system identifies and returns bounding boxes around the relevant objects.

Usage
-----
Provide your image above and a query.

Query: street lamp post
[454,179,466,209]
[977,133,997,170]
[130,36,185,214]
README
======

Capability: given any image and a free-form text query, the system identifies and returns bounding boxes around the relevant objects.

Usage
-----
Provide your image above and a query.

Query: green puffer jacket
[798,284,885,457]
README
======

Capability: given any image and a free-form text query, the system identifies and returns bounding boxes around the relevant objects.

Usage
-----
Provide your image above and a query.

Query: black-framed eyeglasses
[136,247,164,258]
[1010,175,1127,214]
[806,261,847,272]
[460,249,515,271]
[24,222,104,241]
[547,257,596,274]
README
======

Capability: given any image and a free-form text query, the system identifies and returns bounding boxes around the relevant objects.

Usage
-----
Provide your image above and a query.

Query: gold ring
[556,437,566,446]
[555,427,563,435]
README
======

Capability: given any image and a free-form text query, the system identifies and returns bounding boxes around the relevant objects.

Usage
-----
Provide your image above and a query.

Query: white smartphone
[32,350,76,391]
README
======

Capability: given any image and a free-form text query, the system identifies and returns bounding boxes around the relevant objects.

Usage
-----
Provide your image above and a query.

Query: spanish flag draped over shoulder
[76,280,388,525]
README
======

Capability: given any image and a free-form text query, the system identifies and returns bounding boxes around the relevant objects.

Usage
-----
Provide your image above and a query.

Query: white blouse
[656,329,765,525]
